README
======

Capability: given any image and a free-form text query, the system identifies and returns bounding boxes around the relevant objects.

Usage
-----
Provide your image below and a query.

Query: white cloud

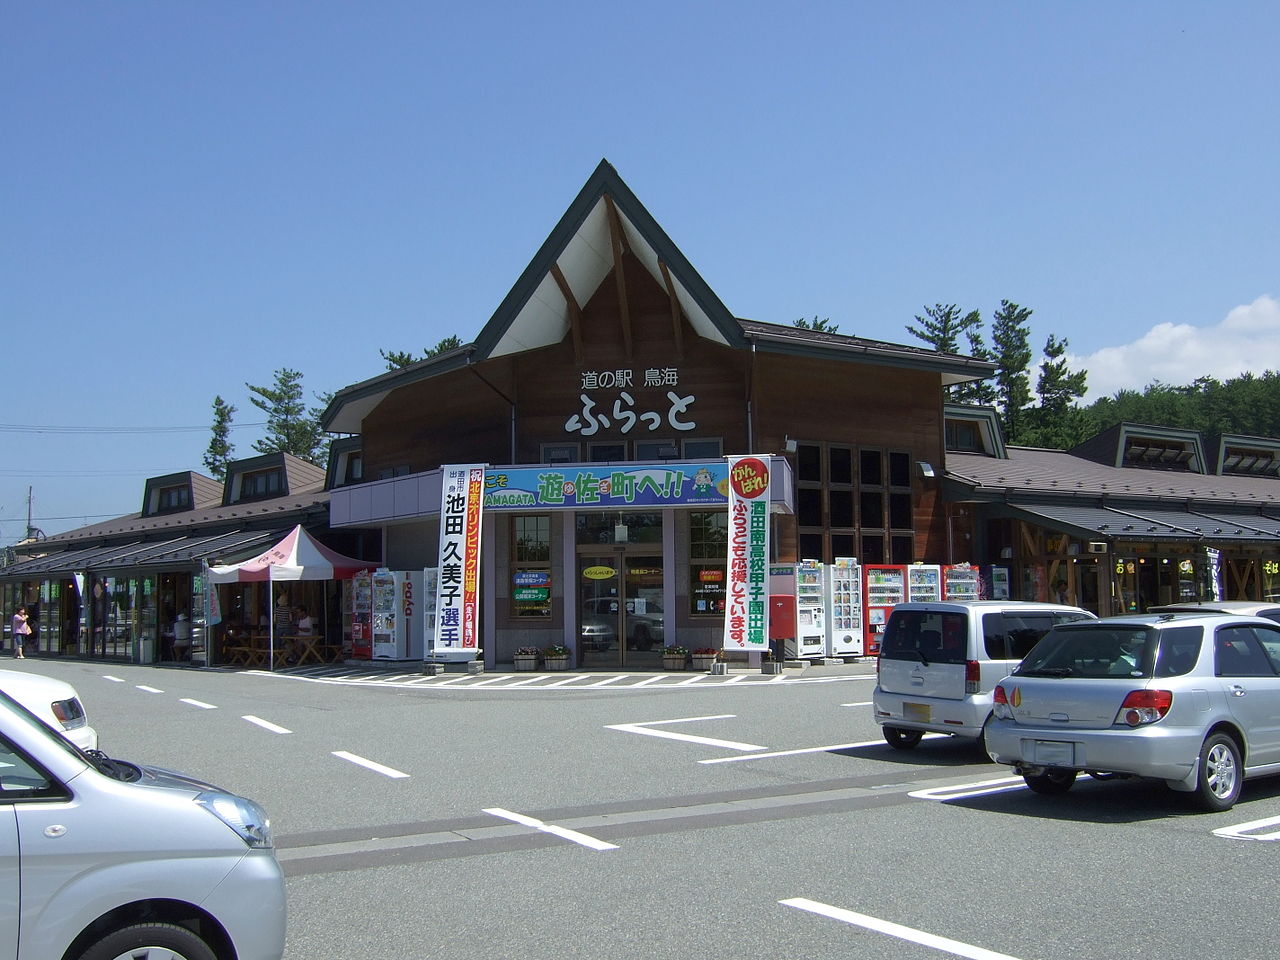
[1076,294,1280,401]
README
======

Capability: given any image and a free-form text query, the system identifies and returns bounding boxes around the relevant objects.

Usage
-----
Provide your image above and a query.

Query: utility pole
[25,486,44,542]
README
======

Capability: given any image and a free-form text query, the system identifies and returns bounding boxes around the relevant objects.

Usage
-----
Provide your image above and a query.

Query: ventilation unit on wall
[1087,542,1108,554]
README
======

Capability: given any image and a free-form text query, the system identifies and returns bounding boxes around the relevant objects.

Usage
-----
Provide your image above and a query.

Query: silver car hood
[135,763,227,795]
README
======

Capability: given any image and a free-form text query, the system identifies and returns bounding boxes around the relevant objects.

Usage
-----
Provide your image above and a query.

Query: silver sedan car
[985,612,1280,811]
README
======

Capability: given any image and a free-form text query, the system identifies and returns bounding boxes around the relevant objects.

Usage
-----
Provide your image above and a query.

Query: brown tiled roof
[947,446,1280,506]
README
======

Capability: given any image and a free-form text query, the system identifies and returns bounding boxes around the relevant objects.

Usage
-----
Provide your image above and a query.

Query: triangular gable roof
[472,158,745,360]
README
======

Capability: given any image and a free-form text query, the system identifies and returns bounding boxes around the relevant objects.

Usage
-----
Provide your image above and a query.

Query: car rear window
[1015,624,1203,679]
[880,611,968,664]
[981,611,1091,660]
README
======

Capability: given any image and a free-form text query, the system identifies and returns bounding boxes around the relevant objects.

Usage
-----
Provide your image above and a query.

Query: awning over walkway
[1007,503,1280,544]
[0,528,286,580]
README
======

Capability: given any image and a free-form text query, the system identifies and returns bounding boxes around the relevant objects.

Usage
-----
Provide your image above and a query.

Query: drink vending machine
[863,565,906,655]
[768,562,827,659]
[371,570,428,661]
[907,564,943,601]
[349,570,373,659]
[825,557,863,657]
[943,563,982,600]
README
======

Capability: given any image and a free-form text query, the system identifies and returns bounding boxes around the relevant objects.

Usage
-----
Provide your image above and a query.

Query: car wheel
[883,727,923,750]
[75,921,217,960]
[1194,732,1242,812]
[1023,770,1076,795]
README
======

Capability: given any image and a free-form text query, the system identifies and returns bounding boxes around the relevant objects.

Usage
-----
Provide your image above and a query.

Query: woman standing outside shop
[10,605,30,659]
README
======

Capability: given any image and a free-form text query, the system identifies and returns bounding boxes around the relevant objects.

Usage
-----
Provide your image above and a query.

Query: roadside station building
[320,160,995,668]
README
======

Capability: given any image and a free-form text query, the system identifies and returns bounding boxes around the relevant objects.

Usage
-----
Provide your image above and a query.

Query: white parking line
[1213,814,1280,842]
[103,675,124,683]
[242,715,292,734]
[908,776,1027,801]
[180,698,217,710]
[841,701,872,707]
[464,677,508,687]
[632,676,667,687]
[136,685,164,694]
[780,898,1025,960]
[504,676,548,687]
[585,675,629,687]
[544,675,588,687]
[700,733,946,764]
[483,807,618,851]
[333,751,410,779]
[607,715,766,751]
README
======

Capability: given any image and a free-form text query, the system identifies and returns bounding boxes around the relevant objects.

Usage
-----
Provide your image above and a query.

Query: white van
[872,600,1094,751]
[0,687,285,960]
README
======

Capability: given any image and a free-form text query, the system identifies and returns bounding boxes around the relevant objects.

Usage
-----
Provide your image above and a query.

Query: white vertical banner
[723,456,771,651]
[433,464,485,659]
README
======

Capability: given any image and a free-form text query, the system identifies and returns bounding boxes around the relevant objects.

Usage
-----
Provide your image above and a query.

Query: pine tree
[245,368,327,465]
[957,320,999,406]
[991,300,1034,442]
[793,316,840,334]
[380,335,464,371]
[203,395,236,481]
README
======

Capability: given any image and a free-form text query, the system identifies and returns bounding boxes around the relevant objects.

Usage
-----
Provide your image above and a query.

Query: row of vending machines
[769,560,1009,659]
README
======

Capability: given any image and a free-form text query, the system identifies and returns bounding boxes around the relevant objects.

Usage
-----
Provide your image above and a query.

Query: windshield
[1015,624,1202,679]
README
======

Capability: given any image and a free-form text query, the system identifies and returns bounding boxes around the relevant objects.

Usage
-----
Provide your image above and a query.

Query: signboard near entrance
[482,462,731,510]
[723,456,771,651]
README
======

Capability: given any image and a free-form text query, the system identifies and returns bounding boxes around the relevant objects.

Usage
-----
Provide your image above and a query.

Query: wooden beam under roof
[603,194,633,358]
[658,259,685,360]
[550,263,584,365]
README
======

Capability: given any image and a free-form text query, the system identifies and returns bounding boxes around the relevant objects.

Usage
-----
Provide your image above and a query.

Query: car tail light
[1116,690,1172,726]
[992,684,1012,719]
[965,660,980,695]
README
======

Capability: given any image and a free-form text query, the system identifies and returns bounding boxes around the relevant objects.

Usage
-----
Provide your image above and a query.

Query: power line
[0,422,266,435]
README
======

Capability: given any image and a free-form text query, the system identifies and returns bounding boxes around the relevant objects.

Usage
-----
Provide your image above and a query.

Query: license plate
[1033,740,1074,766]
[904,702,931,723]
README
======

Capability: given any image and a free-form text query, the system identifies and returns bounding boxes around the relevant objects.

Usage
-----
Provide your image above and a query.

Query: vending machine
[371,569,399,659]
[985,565,1011,600]
[825,557,864,657]
[369,570,427,661]
[768,562,827,659]
[863,564,906,655]
[349,570,373,659]
[907,564,943,602]
[943,562,982,600]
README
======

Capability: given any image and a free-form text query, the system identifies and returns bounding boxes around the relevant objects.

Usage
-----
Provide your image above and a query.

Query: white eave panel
[617,211,728,346]
[328,390,389,434]
[489,273,571,358]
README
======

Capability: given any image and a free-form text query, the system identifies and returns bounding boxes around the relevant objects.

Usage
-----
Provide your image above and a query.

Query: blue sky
[5,2,1278,543]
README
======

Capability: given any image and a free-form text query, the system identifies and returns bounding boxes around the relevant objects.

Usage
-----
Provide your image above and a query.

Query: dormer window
[344,453,363,484]
[241,468,283,500]
[1221,446,1280,477]
[157,485,191,511]
[945,420,983,453]
[1122,437,1195,470]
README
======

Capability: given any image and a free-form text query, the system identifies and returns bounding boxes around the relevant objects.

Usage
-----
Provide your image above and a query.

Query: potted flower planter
[513,654,538,672]
[662,656,686,670]
[761,660,784,675]
[691,655,717,671]
[544,656,569,671]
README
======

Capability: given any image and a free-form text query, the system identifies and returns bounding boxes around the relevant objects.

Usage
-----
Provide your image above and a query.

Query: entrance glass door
[578,552,664,668]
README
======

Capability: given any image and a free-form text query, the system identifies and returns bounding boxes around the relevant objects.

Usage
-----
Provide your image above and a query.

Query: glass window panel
[797,444,822,482]
[889,451,911,487]
[891,535,914,564]
[889,492,913,529]
[799,533,824,561]
[861,535,885,564]
[830,447,853,485]
[860,449,883,486]
[798,488,823,527]
[829,490,854,528]
[861,491,883,528]
[683,438,723,458]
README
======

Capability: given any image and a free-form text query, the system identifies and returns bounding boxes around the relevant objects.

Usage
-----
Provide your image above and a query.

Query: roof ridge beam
[658,259,685,360]
[549,263,584,365]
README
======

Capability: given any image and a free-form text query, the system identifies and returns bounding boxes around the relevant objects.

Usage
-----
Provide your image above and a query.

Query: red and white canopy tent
[207,525,372,667]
